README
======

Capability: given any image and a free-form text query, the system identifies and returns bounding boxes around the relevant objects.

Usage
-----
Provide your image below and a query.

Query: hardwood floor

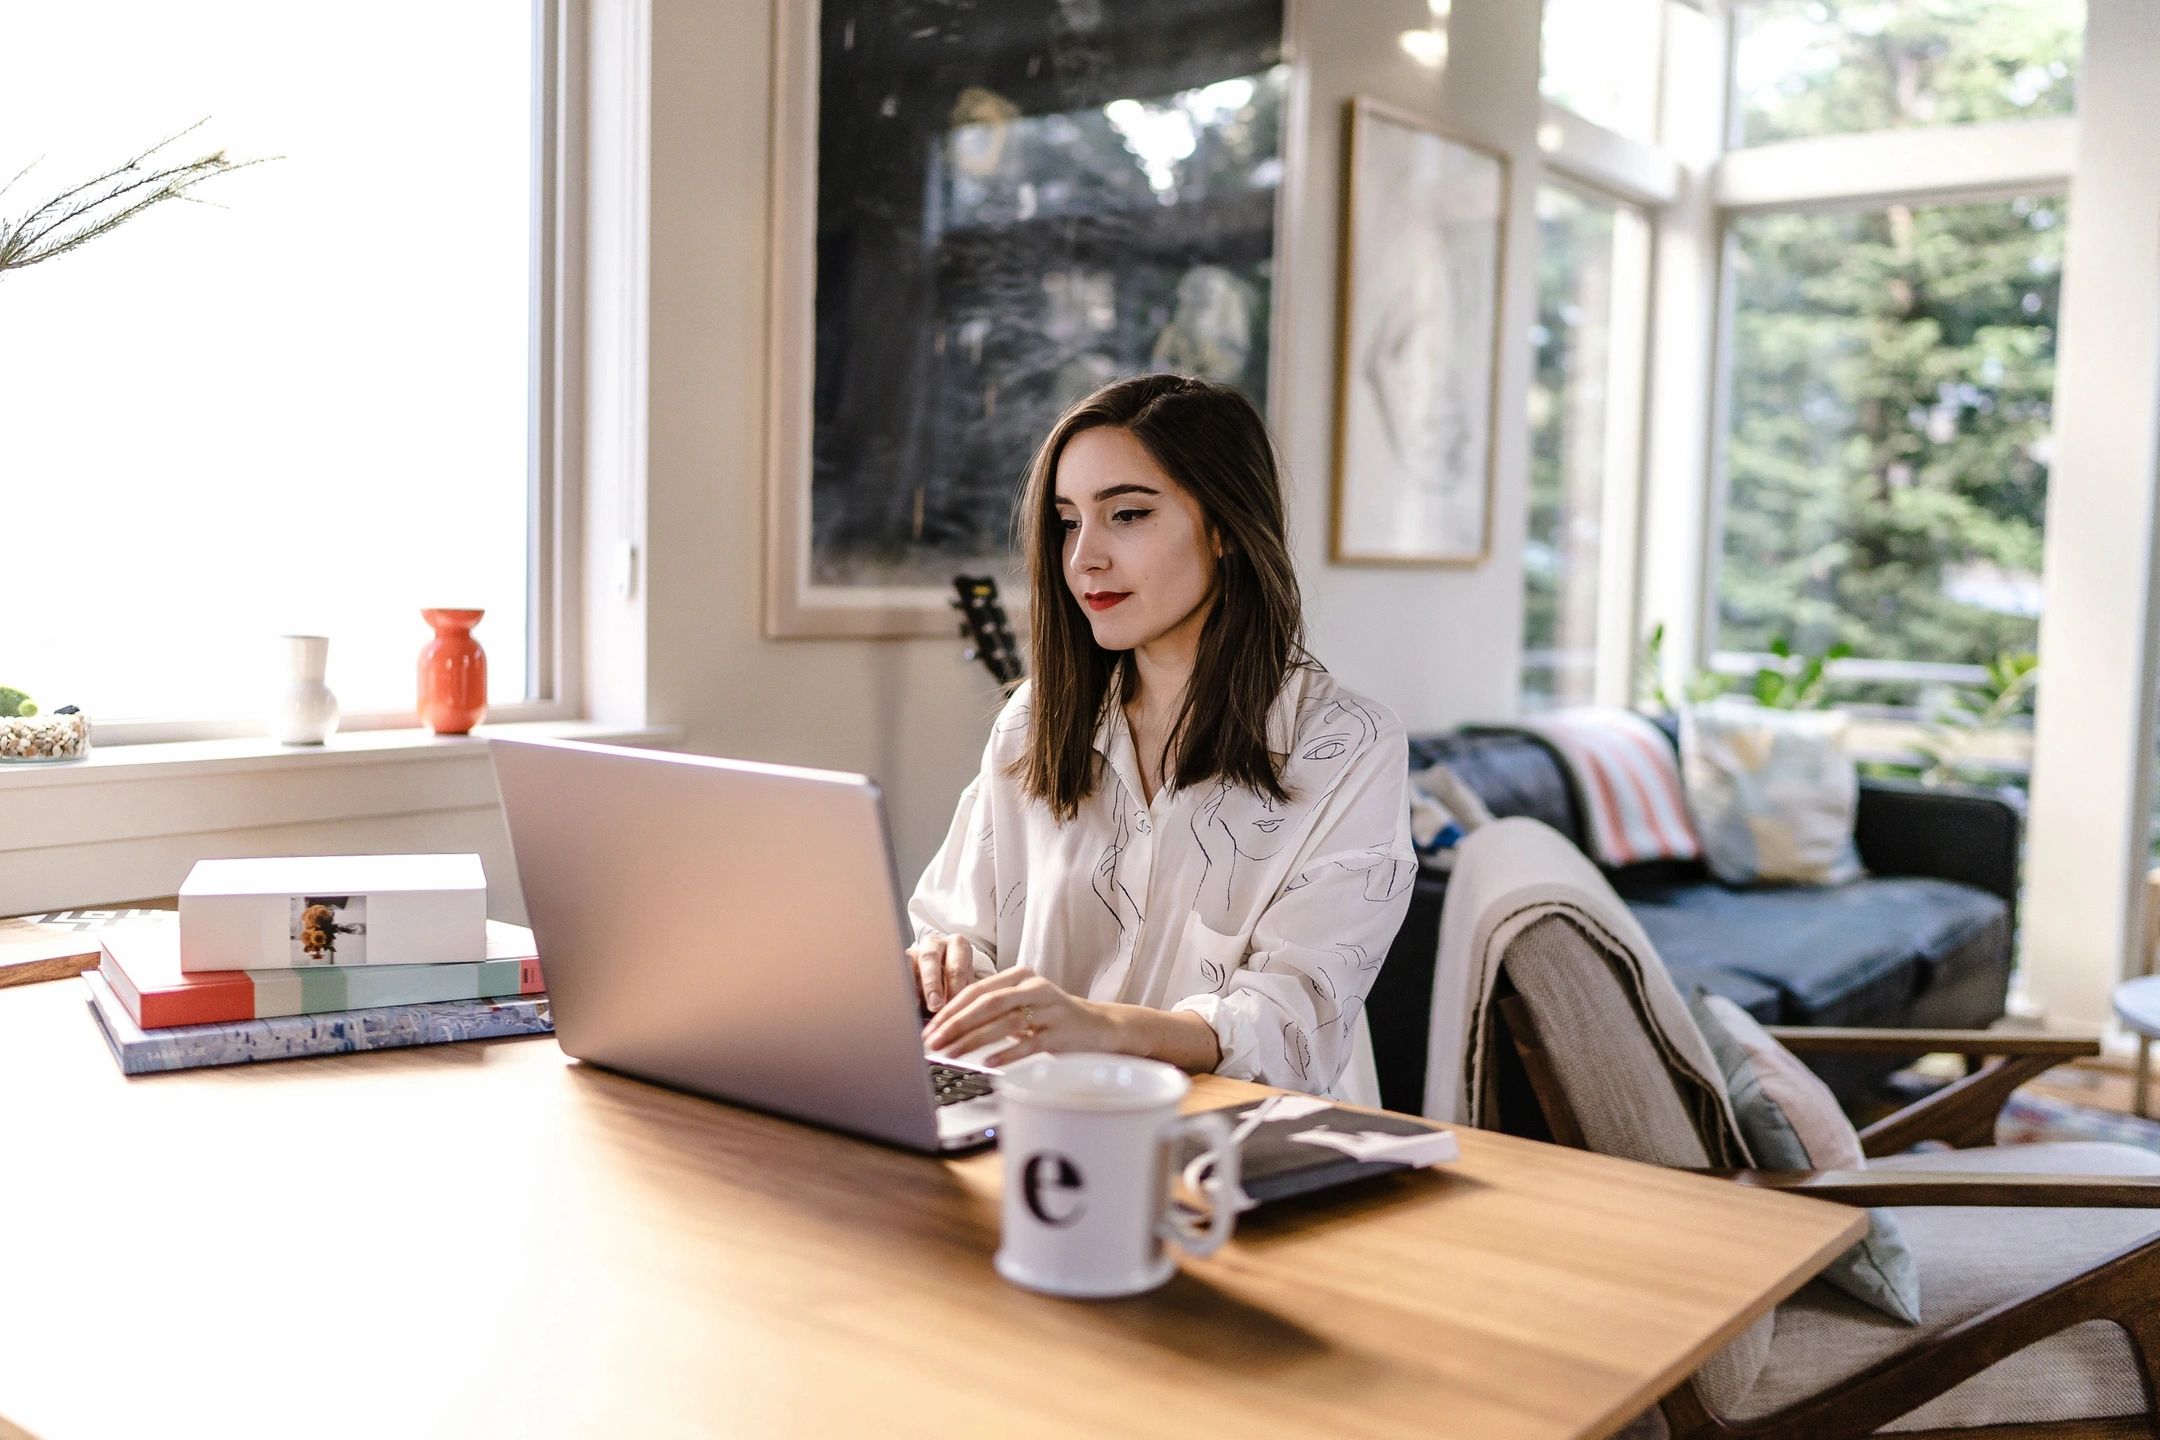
[2021,1056,2153,1118]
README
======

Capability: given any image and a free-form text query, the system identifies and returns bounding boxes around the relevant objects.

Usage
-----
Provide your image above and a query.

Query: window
[1732,0,2083,147]
[1523,184,1651,710]
[1716,195,2064,676]
[1,3,556,729]
[1541,0,1666,141]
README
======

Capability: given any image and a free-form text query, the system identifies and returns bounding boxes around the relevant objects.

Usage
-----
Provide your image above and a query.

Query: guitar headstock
[951,574,1024,687]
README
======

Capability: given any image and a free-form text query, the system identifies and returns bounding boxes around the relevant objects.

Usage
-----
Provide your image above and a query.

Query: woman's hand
[908,933,979,1013]
[923,967,1223,1072]
[922,967,1124,1063]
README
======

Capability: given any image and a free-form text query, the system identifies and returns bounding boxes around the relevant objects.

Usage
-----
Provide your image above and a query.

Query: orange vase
[418,609,488,735]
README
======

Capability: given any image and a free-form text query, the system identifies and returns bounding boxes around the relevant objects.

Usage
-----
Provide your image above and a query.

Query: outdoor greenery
[1736,0,2081,145]
[1717,1,2079,694]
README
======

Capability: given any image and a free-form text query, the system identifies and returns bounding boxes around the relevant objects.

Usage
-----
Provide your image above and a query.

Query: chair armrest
[1854,778,2021,911]
[1702,1169,2160,1208]
[1764,1027,2099,1059]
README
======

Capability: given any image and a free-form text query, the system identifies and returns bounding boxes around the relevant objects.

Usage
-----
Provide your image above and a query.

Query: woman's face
[1053,425,1220,658]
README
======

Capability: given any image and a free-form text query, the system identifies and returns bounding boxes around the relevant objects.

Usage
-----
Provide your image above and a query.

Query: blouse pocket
[1182,912,1248,994]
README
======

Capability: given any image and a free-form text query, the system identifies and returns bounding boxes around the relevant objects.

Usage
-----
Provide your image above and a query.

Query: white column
[2021,0,2160,1029]
[1636,1,1728,699]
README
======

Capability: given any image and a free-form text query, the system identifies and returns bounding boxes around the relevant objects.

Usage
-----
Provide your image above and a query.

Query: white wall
[634,0,1540,883]
[1281,0,1540,733]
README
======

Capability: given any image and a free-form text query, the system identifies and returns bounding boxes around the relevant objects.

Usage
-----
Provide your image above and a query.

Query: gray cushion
[1727,1142,2159,1431]
[1691,994,1922,1325]
[1502,913,1772,1409]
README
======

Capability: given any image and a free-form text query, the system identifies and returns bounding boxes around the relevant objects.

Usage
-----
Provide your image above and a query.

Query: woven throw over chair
[1437,817,2160,1439]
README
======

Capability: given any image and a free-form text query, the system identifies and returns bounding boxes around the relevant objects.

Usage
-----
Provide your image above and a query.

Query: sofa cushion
[1669,964,1780,1023]
[1619,876,2007,1027]
[1408,730,1583,848]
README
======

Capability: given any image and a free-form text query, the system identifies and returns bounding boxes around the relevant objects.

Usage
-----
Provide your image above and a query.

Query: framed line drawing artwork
[1331,98,1508,567]
[766,0,1291,637]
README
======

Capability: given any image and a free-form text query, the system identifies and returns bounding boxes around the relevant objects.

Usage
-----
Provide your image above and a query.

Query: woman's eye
[1058,517,1078,533]
[1113,509,1150,523]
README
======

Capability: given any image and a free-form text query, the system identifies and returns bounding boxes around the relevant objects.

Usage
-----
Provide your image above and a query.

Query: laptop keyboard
[930,1062,995,1107]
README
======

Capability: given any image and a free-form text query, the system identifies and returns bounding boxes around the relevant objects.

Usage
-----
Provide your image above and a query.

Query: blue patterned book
[82,968,553,1075]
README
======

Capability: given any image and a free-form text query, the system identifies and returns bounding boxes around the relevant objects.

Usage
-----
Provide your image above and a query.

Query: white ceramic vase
[269,634,340,745]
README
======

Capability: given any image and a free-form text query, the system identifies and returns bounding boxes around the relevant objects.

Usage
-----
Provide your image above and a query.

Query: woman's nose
[1068,525,1108,573]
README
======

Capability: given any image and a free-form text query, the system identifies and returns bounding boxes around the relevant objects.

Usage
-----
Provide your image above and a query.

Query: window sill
[0,721,685,916]
[0,721,682,791]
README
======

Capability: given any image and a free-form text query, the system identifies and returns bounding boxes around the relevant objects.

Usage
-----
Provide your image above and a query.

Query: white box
[178,854,488,972]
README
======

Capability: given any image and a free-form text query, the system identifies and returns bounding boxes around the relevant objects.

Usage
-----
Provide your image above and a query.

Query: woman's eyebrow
[1054,483,1161,506]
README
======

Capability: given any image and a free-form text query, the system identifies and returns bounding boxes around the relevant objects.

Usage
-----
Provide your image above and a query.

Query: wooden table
[0,978,1862,1440]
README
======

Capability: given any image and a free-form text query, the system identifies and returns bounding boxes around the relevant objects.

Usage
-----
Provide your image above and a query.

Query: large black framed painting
[767,0,1288,637]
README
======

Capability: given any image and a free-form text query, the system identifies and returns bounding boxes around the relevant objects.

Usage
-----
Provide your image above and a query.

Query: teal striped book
[82,969,553,1075]
[99,918,543,1028]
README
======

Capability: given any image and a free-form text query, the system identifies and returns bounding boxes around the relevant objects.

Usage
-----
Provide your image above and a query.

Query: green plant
[1749,636,1854,710]
[0,120,264,279]
[1910,649,2038,786]
[0,687,36,718]
[1636,622,1674,712]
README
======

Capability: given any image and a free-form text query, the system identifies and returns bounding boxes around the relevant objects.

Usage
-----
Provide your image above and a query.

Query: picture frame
[764,0,1294,638]
[1330,98,1509,567]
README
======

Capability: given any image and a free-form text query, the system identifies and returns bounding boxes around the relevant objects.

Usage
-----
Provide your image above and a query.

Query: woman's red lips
[1084,591,1131,611]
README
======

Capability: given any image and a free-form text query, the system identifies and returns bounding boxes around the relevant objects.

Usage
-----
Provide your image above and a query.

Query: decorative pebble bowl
[0,709,91,762]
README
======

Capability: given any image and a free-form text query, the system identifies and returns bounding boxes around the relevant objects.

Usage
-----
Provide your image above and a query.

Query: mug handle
[1157,1110,1241,1259]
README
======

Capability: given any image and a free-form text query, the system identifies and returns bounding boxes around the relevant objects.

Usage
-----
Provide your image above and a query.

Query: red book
[100,919,543,1029]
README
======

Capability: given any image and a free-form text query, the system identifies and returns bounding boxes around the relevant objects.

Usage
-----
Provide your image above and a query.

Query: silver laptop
[490,737,1000,1152]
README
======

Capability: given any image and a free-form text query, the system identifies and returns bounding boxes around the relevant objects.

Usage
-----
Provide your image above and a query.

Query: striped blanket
[1516,709,1701,867]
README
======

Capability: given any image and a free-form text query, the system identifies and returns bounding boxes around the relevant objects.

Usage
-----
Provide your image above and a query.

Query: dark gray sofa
[1366,726,2020,1114]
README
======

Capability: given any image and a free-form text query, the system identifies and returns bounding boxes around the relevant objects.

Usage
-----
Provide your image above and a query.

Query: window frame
[88,0,587,747]
[1700,149,2073,722]
[1527,4,1680,712]
[1521,171,1658,711]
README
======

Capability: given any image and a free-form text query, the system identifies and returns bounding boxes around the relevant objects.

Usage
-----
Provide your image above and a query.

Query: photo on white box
[290,895,367,965]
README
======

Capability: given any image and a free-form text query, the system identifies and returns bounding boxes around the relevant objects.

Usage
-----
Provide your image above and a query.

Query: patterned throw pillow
[1680,702,1863,886]
[1408,763,1492,871]
[1690,992,1923,1325]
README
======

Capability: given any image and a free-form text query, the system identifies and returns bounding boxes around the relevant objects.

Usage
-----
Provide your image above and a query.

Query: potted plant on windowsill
[0,120,263,278]
[0,689,88,763]
[1,122,266,762]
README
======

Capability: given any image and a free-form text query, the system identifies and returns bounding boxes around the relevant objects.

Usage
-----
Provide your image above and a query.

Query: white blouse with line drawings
[908,664,1417,1098]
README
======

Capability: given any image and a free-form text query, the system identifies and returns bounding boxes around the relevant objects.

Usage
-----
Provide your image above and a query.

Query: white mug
[992,1053,1242,1299]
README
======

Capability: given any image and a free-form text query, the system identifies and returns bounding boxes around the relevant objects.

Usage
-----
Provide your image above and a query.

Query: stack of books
[82,854,554,1075]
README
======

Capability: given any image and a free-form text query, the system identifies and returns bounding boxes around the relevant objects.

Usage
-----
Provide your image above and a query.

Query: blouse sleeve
[1171,719,1415,1093]
[906,693,1025,976]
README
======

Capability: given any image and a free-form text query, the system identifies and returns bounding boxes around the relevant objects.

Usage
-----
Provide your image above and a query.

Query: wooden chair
[1441,819,2160,1439]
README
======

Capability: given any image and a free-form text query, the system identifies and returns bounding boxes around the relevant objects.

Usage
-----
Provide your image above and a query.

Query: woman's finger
[934,999,1038,1059]
[984,1029,1047,1067]
[912,943,948,1011]
[925,979,1038,1052]
[928,966,1030,1030]
[940,936,974,1010]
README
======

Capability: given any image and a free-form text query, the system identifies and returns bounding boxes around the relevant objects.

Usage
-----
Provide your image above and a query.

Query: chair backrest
[1497,914,1723,1171]
[1433,816,1769,1408]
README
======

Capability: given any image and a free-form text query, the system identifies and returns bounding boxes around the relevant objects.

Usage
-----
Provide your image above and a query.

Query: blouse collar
[1090,661,1314,791]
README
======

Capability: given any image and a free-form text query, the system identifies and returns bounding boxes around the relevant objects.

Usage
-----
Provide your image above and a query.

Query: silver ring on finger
[1021,1005,1038,1039]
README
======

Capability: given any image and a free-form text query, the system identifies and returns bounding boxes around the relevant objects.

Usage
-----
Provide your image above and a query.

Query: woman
[912,374,1414,1098]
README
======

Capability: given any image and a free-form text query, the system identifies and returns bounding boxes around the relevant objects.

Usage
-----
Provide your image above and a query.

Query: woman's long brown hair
[1014,373,1306,821]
